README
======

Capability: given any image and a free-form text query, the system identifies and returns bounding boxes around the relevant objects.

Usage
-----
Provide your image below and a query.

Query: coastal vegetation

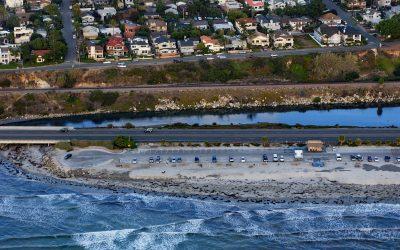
[1,51,400,89]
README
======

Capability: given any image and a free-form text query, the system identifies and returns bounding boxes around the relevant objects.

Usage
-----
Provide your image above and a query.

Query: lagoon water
[1,159,400,249]
[18,106,400,128]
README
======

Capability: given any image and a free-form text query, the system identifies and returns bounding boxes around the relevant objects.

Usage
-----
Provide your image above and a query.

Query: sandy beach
[2,145,400,204]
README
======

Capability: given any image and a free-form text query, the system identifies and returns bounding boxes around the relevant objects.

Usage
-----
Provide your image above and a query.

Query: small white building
[5,0,24,8]
[13,26,34,44]
[361,9,382,24]
[294,150,303,160]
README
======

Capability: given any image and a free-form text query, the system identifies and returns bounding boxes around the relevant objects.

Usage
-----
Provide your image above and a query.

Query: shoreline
[1,101,396,127]
[2,145,400,205]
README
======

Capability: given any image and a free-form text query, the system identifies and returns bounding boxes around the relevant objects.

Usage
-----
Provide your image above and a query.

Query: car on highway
[385,156,391,162]
[117,63,127,68]
[241,157,246,163]
[103,61,111,64]
[194,157,200,163]
[229,156,234,163]
[262,154,268,162]
[206,57,214,60]
[271,54,278,58]
[64,153,72,160]
[173,59,183,63]
[72,34,76,39]
[59,127,69,132]
[217,55,227,59]
[273,154,278,162]
[336,153,342,161]
[212,156,217,163]
[144,128,153,133]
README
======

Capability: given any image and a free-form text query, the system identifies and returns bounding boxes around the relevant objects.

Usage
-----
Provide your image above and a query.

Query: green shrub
[113,136,137,149]
[55,141,73,151]
[0,79,11,88]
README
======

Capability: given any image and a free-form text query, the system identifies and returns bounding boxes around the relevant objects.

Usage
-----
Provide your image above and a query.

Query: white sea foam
[73,228,135,250]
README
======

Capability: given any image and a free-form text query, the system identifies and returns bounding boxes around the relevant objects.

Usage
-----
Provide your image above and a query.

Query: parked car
[397,157,400,163]
[356,154,363,161]
[367,156,372,162]
[212,156,217,163]
[156,156,161,163]
[273,154,278,162]
[132,158,137,164]
[144,128,153,133]
[384,156,391,162]
[229,156,234,163]
[241,157,246,163]
[350,155,356,161]
[149,157,154,163]
[336,153,342,161]
[194,157,200,163]
[171,157,176,163]
[262,154,268,162]
[64,153,72,160]
[374,156,379,162]
[279,155,284,162]
[177,157,182,163]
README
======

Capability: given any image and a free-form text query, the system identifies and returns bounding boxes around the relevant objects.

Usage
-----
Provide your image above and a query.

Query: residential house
[177,38,199,55]
[212,19,234,32]
[257,15,281,31]
[375,0,392,7]
[287,17,311,31]
[319,13,343,26]
[272,31,294,48]
[224,35,247,50]
[386,5,400,19]
[82,26,100,39]
[192,20,209,30]
[129,36,152,57]
[125,0,135,6]
[0,47,20,64]
[200,35,224,52]
[13,26,34,44]
[246,32,269,47]
[235,18,258,34]
[267,0,288,10]
[26,0,51,10]
[165,4,179,15]
[93,0,110,6]
[5,0,24,8]
[147,19,168,33]
[86,41,104,61]
[82,13,96,26]
[340,26,362,45]
[122,21,141,39]
[244,0,264,12]
[16,9,33,26]
[97,7,117,21]
[313,24,342,46]
[100,26,122,36]
[152,35,179,58]
[32,49,51,63]
[361,9,382,24]
[341,0,366,10]
[106,36,129,57]
[221,0,243,12]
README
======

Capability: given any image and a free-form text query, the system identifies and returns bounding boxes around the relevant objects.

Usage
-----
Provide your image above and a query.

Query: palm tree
[338,135,346,146]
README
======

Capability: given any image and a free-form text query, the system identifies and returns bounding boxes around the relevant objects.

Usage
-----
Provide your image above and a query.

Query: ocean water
[1,160,400,249]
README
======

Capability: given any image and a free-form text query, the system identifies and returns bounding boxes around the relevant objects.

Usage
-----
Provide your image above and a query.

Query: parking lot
[59,146,400,169]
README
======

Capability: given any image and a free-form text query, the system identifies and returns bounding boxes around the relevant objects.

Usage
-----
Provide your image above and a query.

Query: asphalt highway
[1,128,400,143]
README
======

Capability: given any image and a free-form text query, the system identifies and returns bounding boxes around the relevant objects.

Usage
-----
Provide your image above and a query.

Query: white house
[212,19,234,32]
[376,0,391,7]
[0,46,20,64]
[82,14,95,26]
[256,15,281,31]
[100,26,122,36]
[313,24,342,46]
[129,36,152,57]
[96,7,117,21]
[82,26,100,39]
[361,9,382,24]
[5,0,24,8]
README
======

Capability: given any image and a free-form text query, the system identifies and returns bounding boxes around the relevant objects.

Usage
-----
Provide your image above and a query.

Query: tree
[354,138,362,146]
[113,136,137,149]
[312,96,321,103]
[227,10,247,23]
[261,137,269,147]
[394,65,400,77]
[376,14,400,39]
[338,135,346,145]
[5,15,20,30]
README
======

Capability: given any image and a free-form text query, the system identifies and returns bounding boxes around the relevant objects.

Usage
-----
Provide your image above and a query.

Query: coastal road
[0,128,400,143]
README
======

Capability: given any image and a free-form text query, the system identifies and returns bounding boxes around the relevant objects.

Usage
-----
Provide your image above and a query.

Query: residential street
[60,0,76,63]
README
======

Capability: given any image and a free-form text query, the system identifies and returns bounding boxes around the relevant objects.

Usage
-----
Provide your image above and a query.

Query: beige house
[147,19,168,33]
[272,31,294,48]
[319,13,342,26]
[13,26,33,44]
[86,41,104,61]
[82,26,99,40]
[0,47,20,64]
[247,32,269,47]
[200,35,224,52]
[235,18,258,34]
[306,140,324,152]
